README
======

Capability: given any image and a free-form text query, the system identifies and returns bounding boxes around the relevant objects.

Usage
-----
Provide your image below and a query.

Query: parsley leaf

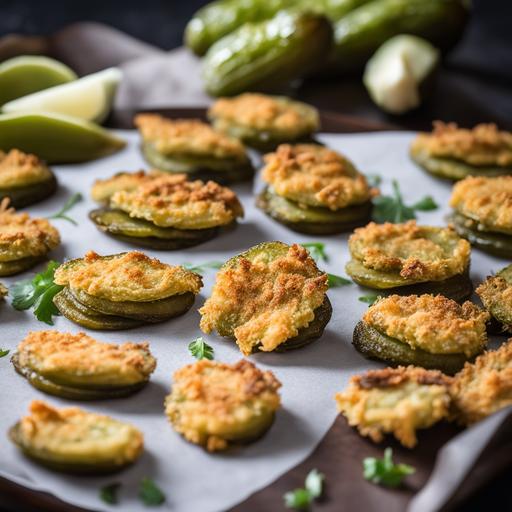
[139,477,165,506]
[0,348,9,358]
[100,483,121,505]
[358,294,380,305]
[182,261,223,275]
[372,180,438,223]
[188,337,214,360]
[283,469,325,509]
[327,274,351,288]
[47,192,83,225]
[301,242,328,262]
[10,261,63,325]
[363,448,415,487]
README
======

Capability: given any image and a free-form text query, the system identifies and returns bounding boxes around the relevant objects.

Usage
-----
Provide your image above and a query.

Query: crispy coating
[109,174,244,230]
[208,93,319,139]
[54,251,202,302]
[364,294,489,357]
[261,144,372,210]
[336,366,452,448]
[0,149,53,188]
[477,272,512,329]
[134,114,247,160]
[451,340,512,424]
[349,221,470,281]
[15,400,143,465]
[0,282,7,299]
[200,244,328,355]
[411,121,512,167]
[0,199,60,262]
[165,359,281,452]
[450,176,512,232]
[16,331,156,387]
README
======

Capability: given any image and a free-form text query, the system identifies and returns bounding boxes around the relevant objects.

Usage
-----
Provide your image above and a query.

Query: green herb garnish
[327,274,352,288]
[372,180,438,223]
[366,173,382,188]
[301,242,328,262]
[363,448,415,487]
[100,483,121,505]
[182,261,223,275]
[188,337,214,360]
[139,477,165,506]
[0,348,9,358]
[358,294,380,305]
[10,261,63,325]
[46,192,83,225]
[283,468,325,509]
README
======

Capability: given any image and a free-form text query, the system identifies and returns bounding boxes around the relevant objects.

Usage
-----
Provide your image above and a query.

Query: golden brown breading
[261,144,372,210]
[450,176,512,232]
[109,174,244,230]
[17,331,156,387]
[165,359,281,452]
[336,366,452,448]
[208,93,319,138]
[348,221,470,281]
[134,114,247,160]
[451,340,512,425]
[364,295,489,357]
[0,199,60,262]
[0,149,53,188]
[411,121,512,167]
[54,251,202,302]
[15,400,143,464]
[476,274,512,329]
[199,244,328,355]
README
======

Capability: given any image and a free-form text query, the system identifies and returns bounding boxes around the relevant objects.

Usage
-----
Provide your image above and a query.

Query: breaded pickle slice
[353,295,489,375]
[135,114,254,183]
[411,122,512,180]
[202,10,333,97]
[0,199,60,276]
[451,340,512,425]
[208,94,320,151]
[12,331,156,400]
[9,400,143,473]
[477,265,512,333]
[0,149,57,208]
[165,360,281,451]
[336,366,452,448]
[200,241,331,355]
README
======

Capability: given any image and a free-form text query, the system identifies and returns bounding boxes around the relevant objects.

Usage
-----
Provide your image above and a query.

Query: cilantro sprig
[188,337,214,360]
[301,242,352,289]
[10,261,63,325]
[182,261,223,275]
[284,469,325,510]
[372,180,437,223]
[46,192,83,225]
[358,294,380,306]
[0,348,9,358]
[139,477,166,506]
[363,448,415,487]
[100,483,121,505]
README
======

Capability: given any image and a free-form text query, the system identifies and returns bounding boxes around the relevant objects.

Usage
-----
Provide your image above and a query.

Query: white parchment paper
[0,131,505,512]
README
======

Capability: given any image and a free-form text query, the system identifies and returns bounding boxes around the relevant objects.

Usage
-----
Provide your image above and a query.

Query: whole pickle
[202,10,333,97]
[331,0,468,72]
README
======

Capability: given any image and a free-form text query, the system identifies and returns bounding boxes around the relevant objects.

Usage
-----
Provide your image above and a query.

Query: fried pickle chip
[336,366,452,448]
[477,264,512,332]
[9,400,143,473]
[451,340,512,425]
[165,359,281,452]
[0,149,53,188]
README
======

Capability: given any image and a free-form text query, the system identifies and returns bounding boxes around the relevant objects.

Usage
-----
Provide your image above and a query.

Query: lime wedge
[2,68,122,124]
[0,112,126,163]
[363,35,439,115]
[0,56,77,107]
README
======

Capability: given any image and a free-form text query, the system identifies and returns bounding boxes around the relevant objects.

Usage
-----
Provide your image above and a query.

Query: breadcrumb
[0,149,53,188]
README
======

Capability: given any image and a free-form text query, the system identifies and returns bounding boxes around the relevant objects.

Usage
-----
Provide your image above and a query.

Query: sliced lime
[0,112,126,163]
[2,68,122,124]
[0,56,77,107]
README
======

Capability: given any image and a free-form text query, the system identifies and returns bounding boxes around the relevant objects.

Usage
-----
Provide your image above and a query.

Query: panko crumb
[336,366,452,448]
[411,121,512,167]
[0,198,60,262]
[261,144,372,210]
[450,176,512,232]
[54,250,203,302]
[199,243,328,355]
[349,221,470,281]
[134,114,247,160]
[451,340,512,425]
[165,359,281,452]
[0,149,53,188]
[16,330,156,386]
[208,93,318,139]
[364,294,489,357]
[110,174,243,230]
[477,270,512,330]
